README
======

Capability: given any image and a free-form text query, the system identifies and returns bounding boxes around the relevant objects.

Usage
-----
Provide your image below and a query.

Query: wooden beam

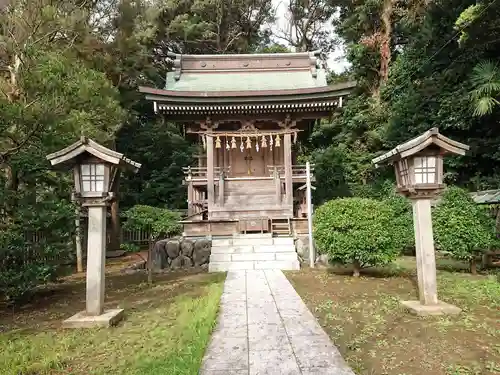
[284,133,293,207]
[206,135,215,213]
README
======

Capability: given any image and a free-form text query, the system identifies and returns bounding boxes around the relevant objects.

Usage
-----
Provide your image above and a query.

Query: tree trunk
[379,0,394,88]
[353,260,361,277]
[109,199,121,251]
[109,173,121,252]
[470,258,477,275]
[3,163,18,223]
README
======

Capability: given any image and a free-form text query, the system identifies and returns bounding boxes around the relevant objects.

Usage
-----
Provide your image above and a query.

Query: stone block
[170,255,193,268]
[254,260,300,270]
[166,239,180,259]
[254,244,295,253]
[275,252,299,261]
[201,336,248,372]
[209,261,254,272]
[249,347,301,375]
[233,238,273,246]
[62,309,124,329]
[210,253,232,262]
[272,237,294,246]
[180,239,194,257]
[231,252,275,262]
[400,300,462,316]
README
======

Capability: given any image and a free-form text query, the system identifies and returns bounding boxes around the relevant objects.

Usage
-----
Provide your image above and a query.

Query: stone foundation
[151,237,212,270]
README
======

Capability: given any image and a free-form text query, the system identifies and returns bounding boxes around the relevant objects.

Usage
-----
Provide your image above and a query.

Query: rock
[151,239,168,270]
[193,239,211,266]
[316,254,329,265]
[295,236,309,260]
[170,255,193,269]
[166,239,181,259]
[181,239,194,257]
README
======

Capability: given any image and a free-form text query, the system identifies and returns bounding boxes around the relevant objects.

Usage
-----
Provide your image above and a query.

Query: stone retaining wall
[150,237,212,270]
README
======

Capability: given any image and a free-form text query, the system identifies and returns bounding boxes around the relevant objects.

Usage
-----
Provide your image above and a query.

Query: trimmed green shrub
[433,187,494,274]
[314,197,408,276]
[123,205,182,240]
[0,200,75,304]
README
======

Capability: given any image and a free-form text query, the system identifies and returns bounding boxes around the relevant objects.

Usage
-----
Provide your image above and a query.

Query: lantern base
[400,300,461,316]
[62,309,124,329]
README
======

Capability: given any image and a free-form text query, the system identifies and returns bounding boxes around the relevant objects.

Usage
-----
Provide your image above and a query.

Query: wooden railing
[182,166,231,179]
[266,164,315,177]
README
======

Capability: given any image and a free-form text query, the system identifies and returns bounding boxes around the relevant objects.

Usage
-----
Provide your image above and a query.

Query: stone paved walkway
[200,270,355,375]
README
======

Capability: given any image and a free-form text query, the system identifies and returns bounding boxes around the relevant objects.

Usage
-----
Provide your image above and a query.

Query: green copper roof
[165,69,328,92]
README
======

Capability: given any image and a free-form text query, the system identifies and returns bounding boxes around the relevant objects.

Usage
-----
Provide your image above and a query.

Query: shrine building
[140,51,354,270]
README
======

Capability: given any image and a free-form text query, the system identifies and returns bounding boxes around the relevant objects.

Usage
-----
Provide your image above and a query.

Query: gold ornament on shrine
[255,136,260,152]
[225,137,230,150]
[269,135,273,151]
[215,136,221,149]
[240,136,244,152]
[275,134,281,147]
[246,136,251,149]
[231,137,237,149]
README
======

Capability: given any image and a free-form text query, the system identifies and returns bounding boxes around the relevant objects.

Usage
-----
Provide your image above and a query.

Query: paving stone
[201,337,248,372]
[249,348,301,375]
[200,270,354,375]
[202,370,249,375]
[211,324,247,339]
[217,312,247,329]
[247,307,281,324]
[289,335,347,369]
[220,292,246,303]
[219,300,247,316]
[247,299,277,309]
[248,322,287,337]
[300,368,355,375]
[282,315,325,336]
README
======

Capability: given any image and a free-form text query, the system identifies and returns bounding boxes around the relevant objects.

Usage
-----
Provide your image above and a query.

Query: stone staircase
[211,179,292,220]
[208,233,300,271]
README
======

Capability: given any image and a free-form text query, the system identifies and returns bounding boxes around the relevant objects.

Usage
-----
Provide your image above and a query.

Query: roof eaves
[372,128,469,167]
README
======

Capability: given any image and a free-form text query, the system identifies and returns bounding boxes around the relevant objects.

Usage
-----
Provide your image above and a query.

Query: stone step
[208,259,300,272]
[211,237,294,247]
[211,244,295,254]
[210,251,298,262]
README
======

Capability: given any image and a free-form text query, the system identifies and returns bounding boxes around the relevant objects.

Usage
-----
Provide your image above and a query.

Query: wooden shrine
[140,51,354,236]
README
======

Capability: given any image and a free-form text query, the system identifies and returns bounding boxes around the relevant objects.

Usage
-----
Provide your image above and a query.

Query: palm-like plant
[470,60,500,116]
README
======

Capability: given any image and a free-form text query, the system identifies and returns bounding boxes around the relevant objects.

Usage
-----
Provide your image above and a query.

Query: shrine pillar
[206,134,215,209]
[284,133,293,206]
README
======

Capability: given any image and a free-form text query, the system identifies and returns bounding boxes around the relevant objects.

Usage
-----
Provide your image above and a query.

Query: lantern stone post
[372,128,468,316]
[47,137,141,328]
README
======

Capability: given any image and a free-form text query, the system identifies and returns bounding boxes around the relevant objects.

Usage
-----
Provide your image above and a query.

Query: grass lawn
[0,256,225,375]
[287,256,500,375]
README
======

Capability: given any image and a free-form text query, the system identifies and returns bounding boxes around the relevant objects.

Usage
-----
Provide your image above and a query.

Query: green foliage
[433,187,494,263]
[120,243,141,253]
[470,61,500,117]
[117,121,194,210]
[313,198,405,275]
[123,205,182,239]
[0,200,75,303]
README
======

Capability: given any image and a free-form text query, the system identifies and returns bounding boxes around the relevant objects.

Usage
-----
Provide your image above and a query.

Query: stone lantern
[47,137,141,328]
[372,128,469,315]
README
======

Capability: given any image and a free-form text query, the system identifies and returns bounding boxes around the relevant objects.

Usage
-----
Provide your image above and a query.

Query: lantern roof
[372,128,469,167]
[46,136,141,172]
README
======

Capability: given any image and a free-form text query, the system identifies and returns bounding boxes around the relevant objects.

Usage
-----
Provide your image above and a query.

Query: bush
[314,197,406,276]
[123,205,182,239]
[433,187,494,274]
[0,200,75,304]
